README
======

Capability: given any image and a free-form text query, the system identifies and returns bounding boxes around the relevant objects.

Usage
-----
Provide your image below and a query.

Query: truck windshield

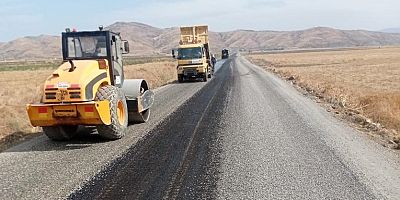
[66,36,107,59]
[177,47,202,60]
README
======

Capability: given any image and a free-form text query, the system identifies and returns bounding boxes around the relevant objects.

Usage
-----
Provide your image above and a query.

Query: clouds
[112,0,239,24]
[110,0,289,31]
[0,0,399,41]
[245,0,286,8]
[110,0,400,32]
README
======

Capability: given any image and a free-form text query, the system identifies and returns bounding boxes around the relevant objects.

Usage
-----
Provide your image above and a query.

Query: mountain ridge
[1,22,400,60]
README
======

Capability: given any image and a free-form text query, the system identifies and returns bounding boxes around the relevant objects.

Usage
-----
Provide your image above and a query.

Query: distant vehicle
[172,25,212,83]
[221,49,229,59]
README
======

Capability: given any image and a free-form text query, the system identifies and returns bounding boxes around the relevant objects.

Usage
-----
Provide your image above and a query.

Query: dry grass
[247,47,400,142]
[0,60,176,149]
[0,70,49,134]
[124,61,177,88]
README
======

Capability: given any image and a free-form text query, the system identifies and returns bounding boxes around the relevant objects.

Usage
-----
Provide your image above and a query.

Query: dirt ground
[247,47,400,148]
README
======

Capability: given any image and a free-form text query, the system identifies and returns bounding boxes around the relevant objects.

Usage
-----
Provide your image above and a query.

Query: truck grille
[45,93,56,100]
[44,89,82,100]
[69,92,81,99]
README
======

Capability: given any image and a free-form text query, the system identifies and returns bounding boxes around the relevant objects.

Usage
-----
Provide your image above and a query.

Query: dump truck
[26,27,154,141]
[221,49,229,59]
[173,25,212,82]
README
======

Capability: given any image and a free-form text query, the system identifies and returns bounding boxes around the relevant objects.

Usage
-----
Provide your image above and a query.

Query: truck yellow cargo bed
[180,25,209,45]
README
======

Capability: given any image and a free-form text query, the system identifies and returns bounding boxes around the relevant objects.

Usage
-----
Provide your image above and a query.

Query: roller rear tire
[95,85,128,140]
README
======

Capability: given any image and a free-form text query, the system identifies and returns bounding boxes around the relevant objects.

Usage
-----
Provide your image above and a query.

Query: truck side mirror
[122,40,129,54]
[172,49,176,58]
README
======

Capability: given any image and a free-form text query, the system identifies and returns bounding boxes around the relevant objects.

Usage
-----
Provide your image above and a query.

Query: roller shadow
[3,126,110,153]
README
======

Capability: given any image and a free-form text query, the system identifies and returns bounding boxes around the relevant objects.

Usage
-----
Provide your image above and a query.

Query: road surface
[1,55,400,199]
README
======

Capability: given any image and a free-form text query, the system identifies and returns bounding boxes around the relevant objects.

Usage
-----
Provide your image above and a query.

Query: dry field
[247,47,400,145]
[0,60,176,150]
[124,61,177,88]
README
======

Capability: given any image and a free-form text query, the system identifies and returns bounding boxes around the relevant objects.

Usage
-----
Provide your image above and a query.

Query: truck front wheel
[203,73,208,82]
[178,75,184,83]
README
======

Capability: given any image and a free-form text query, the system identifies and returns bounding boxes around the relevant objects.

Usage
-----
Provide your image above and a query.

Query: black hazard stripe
[85,72,108,100]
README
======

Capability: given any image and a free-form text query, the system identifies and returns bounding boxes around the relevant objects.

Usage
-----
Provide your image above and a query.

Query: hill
[0,35,60,60]
[1,22,400,60]
[381,27,400,33]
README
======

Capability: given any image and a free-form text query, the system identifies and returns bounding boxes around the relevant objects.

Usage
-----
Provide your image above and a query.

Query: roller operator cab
[173,25,213,83]
[26,28,154,141]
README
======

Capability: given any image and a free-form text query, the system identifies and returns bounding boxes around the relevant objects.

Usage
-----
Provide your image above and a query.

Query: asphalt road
[1,55,400,199]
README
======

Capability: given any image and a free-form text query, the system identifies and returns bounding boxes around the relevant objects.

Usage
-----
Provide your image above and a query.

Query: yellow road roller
[26,27,154,140]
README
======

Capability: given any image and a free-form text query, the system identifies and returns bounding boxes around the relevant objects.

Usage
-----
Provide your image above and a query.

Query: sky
[0,0,399,42]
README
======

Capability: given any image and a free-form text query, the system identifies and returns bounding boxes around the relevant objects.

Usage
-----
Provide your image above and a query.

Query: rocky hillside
[0,35,60,60]
[2,22,400,60]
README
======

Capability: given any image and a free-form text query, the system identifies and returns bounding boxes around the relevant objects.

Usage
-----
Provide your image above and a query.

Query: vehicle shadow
[3,126,109,153]
[0,131,42,152]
